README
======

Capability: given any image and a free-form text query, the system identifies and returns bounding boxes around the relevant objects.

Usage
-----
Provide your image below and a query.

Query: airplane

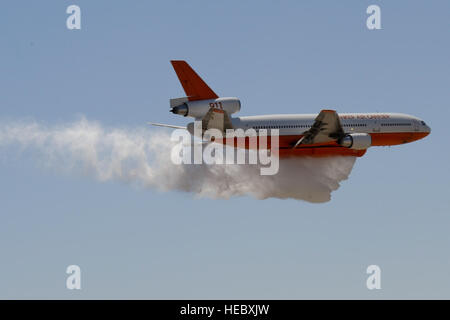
[151,60,431,157]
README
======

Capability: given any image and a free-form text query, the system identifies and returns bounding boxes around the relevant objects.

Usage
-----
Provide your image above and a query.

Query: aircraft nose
[422,125,431,139]
[419,120,431,135]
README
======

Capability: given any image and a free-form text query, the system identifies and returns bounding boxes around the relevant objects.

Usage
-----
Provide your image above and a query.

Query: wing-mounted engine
[292,110,372,152]
[338,133,372,150]
[170,97,241,119]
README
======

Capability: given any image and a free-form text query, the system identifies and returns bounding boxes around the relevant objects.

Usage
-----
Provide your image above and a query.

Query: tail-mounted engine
[170,97,241,119]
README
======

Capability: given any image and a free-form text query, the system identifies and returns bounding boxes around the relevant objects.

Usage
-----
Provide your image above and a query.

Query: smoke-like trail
[0,118,356,202]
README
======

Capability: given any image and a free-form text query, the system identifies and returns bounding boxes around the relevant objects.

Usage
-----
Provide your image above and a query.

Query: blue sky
[0,0,449,298]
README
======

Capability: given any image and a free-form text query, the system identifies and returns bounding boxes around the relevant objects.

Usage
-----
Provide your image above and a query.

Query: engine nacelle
[338,133,372,150]
[171,97,241,118]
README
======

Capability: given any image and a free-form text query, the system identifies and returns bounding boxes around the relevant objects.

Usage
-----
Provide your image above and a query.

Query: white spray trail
[0,118,356,202]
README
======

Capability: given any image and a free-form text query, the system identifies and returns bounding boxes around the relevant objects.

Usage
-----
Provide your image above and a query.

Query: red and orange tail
[170,60,218,101]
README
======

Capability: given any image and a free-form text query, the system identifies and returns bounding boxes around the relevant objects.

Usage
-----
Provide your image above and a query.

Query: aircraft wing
[292,109,344,148]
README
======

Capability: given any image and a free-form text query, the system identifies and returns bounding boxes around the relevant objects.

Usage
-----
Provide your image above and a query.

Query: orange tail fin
[170,60,219,101]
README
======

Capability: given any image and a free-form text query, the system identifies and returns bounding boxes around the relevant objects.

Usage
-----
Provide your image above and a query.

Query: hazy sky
[0,0,449,299]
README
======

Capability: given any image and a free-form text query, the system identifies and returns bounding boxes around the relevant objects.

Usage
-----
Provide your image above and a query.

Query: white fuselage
[232,113,430,136]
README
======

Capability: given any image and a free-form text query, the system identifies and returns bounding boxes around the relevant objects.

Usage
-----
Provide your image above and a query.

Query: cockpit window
[421,121,426,125]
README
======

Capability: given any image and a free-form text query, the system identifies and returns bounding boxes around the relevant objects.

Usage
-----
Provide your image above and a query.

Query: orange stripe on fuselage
[370,132,429,146]
[212,131,429,158]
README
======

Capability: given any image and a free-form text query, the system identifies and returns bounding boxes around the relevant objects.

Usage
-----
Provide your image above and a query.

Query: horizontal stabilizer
[148,122,186,129]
